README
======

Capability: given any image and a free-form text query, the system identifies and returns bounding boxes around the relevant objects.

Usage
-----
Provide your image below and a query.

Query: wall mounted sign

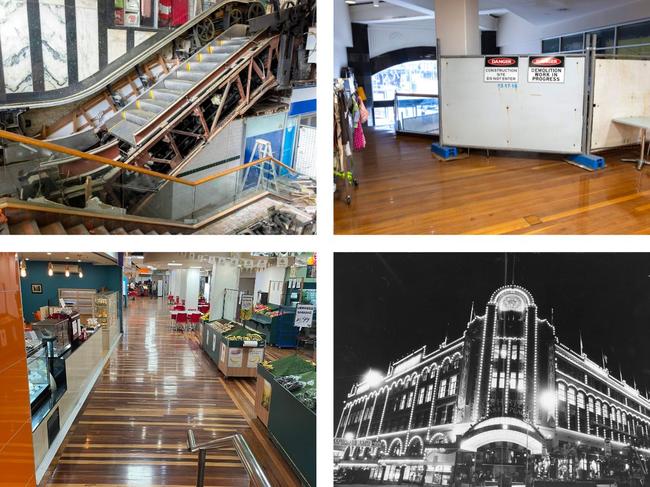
[528,56,565,83]
[484,56,519,83]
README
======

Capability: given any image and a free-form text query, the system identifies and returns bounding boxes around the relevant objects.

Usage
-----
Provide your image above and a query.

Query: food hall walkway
[39,297,306,486]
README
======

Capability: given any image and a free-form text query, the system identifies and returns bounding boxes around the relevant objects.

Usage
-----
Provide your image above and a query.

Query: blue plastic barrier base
[566,153,605,171]
[431,143,459,159]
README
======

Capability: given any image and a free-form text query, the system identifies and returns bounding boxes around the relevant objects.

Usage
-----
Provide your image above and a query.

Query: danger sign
[484,56,519,83]
[528,56,565,83]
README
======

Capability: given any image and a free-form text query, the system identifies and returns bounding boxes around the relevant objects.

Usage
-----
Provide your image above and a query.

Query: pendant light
[65,265,70,277]
[48,262,54,276]
[78,266,84,278]
[19,259,27,278]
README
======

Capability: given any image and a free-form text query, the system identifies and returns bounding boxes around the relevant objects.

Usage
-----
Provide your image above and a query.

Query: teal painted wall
[20,261,123,325]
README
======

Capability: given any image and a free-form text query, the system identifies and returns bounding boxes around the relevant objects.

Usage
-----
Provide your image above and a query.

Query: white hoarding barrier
[439,55,586,154]
[590,58,650,151]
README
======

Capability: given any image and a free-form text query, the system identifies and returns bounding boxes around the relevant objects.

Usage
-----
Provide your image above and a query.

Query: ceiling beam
[381,0,434,16]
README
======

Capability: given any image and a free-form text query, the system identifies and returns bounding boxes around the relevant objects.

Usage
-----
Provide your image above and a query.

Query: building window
[426,384,433,402]
[452,356,460,369]
[407,392,414,408]
[603,404,609,419]
[448,375,457,396]
[417,387,425,405]
[617,20,650,55]
[542,38,560,53]
[577,392,585,409]
[558,382,566,402]
[511,343,519,360]
[561,33,585,52]
[439,379,447,398]
[567,388,576,405]
[588,396,594,412]
[491,371,498,389]
[498,372,506,389]
[517,372,525,392]
[510,372,517,389]
[400,394,406,410]
[500,343,507,359]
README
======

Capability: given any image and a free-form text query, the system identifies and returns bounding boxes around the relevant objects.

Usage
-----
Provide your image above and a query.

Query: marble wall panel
[0,0,33,93]
[76,0,99,81]
[40,0,68,90]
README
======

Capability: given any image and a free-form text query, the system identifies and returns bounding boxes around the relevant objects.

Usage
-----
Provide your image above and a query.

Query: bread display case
[26,344,50,414]
[31,318,72,358]
[94,292,119,352]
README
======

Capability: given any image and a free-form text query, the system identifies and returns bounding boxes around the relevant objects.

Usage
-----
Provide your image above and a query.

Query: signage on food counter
[294,304,315,328]
[484,56,519,83]
[528,56,565,83]
[228,348,243,367]
[240,294,254,321]
[247,348,264,368]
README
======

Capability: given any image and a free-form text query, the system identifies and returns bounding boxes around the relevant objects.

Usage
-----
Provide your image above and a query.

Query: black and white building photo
[334,254,650,487]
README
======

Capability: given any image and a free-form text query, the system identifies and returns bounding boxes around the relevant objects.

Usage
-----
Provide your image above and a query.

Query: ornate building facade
[334,285,650,485]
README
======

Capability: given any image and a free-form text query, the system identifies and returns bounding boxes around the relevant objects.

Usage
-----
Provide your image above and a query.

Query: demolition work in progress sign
[528,56,565,83]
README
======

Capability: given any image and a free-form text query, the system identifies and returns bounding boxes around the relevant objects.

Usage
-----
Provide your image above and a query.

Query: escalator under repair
[0,0,316,235]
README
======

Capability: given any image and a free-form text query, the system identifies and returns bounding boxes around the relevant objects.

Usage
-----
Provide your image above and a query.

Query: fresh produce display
[210,321,266,345]
[268,355,315,377]
[210,321,235,334]
[266,355,316,411]
[254,304,283,318]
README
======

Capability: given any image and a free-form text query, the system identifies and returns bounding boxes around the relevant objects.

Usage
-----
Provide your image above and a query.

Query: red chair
[189,313,200,332]
[167,295,174,305]
[175,312,188,332]
[174,305,185,311]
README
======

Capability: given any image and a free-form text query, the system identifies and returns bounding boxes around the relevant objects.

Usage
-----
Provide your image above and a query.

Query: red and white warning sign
[528,56,565,83]
[484,56,519,83]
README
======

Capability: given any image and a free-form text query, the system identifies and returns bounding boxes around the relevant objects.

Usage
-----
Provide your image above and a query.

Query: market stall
[249,304,299,348]
[255,355,316,487]
[201,321,266,378]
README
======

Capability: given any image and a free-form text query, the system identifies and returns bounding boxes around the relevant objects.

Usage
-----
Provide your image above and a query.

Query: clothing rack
[334,78,362,205]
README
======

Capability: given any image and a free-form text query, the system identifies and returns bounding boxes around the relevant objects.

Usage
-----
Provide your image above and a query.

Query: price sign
[294,304,314,328]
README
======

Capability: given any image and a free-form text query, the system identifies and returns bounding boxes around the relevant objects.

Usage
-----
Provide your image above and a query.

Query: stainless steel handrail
[187,429,272,487]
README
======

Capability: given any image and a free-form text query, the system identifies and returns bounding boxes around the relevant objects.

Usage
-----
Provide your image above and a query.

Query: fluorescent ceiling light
[345,0,356,4]
[190,266,202,269]
[168,262,183,266]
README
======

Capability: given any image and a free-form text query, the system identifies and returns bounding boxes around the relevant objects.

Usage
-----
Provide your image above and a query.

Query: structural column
[209,260,240,320]
[183,268,201,310]
[434,0,480,56]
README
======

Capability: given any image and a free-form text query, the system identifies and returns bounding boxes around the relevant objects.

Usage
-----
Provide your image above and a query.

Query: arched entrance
[456,417,546,487]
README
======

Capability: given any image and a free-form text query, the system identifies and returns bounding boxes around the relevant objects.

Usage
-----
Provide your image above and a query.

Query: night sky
[334,253,650,421]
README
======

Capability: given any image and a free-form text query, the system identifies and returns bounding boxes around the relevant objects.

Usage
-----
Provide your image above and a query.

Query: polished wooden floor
[39,298,310,487]
[334,127,650,234]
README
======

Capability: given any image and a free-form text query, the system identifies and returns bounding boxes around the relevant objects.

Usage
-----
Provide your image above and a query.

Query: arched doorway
[457,417,546,487]
[371,60,438,130]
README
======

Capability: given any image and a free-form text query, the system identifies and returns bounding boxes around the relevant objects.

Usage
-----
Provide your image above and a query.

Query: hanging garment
[141,0,152,18]
[159,0,172,26]
[353,122,366,151]
[358,97,369,125]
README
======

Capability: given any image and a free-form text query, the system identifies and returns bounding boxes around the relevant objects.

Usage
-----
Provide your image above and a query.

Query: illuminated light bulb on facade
[65,266,70,277]
[48,262,54,276]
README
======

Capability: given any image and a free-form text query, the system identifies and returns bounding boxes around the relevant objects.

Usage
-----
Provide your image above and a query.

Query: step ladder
[105,30,251,146]
[240,139,279,194]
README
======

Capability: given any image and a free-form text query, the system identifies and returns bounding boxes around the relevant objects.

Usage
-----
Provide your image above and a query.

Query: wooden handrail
[0,129,298,187]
